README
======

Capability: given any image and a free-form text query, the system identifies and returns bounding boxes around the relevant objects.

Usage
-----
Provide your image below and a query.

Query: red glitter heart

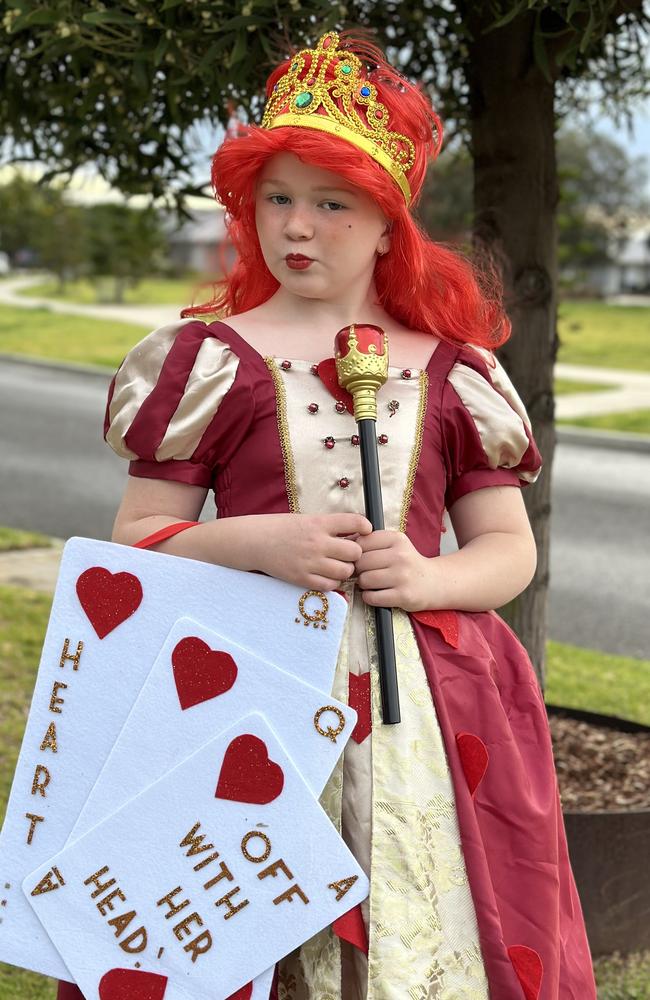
[227,983,253,1000]
[216,734,284,804]
[507,944,544,1000]
[412,609,459,648]
[455,732,489,797]
[316,357,354,413]
[172,637,238,710]
[99,968,168,1000]
[76,567,143,639]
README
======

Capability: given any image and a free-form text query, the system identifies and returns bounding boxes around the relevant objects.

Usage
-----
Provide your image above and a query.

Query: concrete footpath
[0,542,64,593]
[0,273,180,331]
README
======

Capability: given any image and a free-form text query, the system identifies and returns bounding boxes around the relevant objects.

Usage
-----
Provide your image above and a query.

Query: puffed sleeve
[104,319,245,488]
[441,345,542,507]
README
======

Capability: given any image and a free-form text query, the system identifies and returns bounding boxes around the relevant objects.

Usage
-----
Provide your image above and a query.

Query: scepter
[335,324,401,725]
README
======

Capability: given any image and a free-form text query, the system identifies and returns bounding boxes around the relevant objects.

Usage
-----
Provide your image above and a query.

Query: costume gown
[62,318,597,1000]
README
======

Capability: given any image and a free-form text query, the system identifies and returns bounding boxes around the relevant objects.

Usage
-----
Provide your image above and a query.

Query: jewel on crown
[260,31,416,203]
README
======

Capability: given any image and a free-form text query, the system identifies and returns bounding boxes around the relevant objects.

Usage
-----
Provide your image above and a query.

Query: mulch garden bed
[548,710,650,812]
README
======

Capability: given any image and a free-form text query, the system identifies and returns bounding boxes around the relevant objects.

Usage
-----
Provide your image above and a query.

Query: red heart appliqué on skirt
[172,637,238,710]
[99,968,167,1000]
[76,567,143,639]
[216,734,284,804]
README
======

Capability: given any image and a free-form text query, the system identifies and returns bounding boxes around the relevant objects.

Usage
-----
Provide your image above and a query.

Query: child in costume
[59,30,595,1000]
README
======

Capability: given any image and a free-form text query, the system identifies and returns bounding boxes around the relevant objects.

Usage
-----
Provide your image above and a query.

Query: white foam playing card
[0,537,347,980]
[24,713,368,1000]
[69,617,356,843]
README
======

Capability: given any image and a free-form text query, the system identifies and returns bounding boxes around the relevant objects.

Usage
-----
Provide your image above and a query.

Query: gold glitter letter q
[295,591,329,631]
[314,705,346,743]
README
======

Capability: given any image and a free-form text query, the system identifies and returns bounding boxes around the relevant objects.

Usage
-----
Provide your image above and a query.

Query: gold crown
[261,32,415,204]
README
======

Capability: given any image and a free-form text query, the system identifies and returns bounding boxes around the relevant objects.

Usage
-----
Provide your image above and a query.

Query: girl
[61,30,595,1000]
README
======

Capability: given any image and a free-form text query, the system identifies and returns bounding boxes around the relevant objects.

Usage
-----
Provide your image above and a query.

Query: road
[1,358,648,658]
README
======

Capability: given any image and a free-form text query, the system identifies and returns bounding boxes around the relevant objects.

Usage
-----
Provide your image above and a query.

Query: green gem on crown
[341,64,352,74]
[295,91,314,109]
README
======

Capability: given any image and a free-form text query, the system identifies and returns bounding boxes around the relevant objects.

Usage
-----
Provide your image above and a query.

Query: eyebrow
[259,179,357,196]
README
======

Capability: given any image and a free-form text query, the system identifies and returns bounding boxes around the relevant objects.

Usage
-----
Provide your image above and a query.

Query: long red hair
[183,32,510,351]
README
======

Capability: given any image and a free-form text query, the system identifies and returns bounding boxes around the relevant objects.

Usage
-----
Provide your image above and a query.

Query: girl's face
[255,152,389,302]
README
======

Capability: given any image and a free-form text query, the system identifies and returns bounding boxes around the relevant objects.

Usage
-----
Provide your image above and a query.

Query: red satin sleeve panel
[104,320,254,489]
[439,349,542,509]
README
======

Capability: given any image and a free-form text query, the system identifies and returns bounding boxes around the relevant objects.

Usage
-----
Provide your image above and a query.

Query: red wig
[183,32,510,351]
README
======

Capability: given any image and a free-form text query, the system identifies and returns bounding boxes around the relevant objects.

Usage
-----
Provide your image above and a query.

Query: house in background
[562,224,650,298]
[166,207,232,276]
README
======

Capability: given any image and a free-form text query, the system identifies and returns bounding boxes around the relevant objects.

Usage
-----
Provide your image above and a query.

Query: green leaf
[153,34,168,66]
[219,14,269,31]
[81,10,137,26]
[161,0,185,8]
[533,15,552,82]
[230,30,248,66]
[486,1,528,32]
[579,7,597,53]
[195,37,233,74]
[567,0,583,21]
[7,8,59,32]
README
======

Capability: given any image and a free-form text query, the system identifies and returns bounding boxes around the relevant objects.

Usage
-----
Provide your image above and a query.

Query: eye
[321,200,346,211]
[268,194,291,205]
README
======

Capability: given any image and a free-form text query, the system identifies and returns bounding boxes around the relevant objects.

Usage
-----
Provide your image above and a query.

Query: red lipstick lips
[285,254,314,270]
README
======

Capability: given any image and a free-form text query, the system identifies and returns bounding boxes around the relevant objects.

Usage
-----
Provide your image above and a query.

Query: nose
[283,204,314,241]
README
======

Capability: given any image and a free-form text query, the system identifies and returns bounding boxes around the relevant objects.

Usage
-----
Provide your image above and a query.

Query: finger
[328,513,373,535]
[306,575,346,592]
[318,558,356,581]
[329,537,363,562]
[361,588,399,608]
[355,549,391,573]
[357,568,395,591]
[357,530,395,552]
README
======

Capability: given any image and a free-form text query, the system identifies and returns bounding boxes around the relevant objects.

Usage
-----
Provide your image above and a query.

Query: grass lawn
[558,409,650,435]
[0,305,146,370]
[19,275,218,308]
[1,581,650,995]
[545,640,650,726]
[554,377,615,395]
[557,300,650,371]
[0,528,52,552]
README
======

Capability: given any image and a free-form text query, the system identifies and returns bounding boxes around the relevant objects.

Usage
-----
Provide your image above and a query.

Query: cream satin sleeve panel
[440,347,543,508]
[104,320,241,488]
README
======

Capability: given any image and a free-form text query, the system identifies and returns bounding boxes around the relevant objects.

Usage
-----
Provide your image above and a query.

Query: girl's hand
[255,512,373,591]
[355,530,436,611]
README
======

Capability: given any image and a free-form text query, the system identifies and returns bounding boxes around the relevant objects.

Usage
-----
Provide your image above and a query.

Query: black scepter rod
[335,324,401,725]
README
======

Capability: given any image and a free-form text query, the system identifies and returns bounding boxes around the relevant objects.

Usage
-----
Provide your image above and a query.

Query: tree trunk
[467,12,559,687]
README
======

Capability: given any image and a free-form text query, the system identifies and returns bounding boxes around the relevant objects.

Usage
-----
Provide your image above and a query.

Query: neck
[264,282,390,337]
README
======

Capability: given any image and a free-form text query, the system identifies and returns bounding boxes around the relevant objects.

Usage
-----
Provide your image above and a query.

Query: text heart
[216,734,284,804]
[76,567,143,639]
[98,968,168,1000]
[172,637,238,710]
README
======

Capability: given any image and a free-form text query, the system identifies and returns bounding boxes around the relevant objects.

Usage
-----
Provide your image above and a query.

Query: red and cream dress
[88,319,594,1000]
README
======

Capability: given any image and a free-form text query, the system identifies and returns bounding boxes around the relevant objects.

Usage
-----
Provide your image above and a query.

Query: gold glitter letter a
[30,866,65,896]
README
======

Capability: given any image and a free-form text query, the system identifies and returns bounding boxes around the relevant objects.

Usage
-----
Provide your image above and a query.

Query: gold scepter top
[334,324,388,422]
